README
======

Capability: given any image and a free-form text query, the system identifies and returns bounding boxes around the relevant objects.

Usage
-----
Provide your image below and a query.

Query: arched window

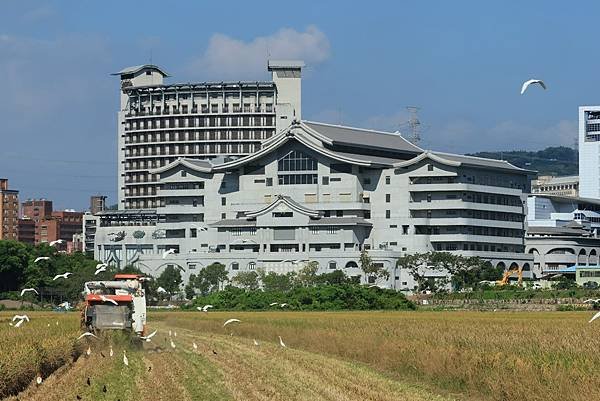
[345,261,359,268]
[247,261,256,270]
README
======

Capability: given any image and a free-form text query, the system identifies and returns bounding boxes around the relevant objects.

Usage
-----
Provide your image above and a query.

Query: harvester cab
[82,274,147,336]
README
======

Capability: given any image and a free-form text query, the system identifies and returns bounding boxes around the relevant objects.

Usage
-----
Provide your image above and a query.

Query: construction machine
[496,266,523,286]
[81,274,147,336]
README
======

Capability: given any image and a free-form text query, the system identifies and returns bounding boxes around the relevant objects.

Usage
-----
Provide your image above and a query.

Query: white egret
[123,350,128,366]
[52,272,72,281]
[12,314,30,322]
[269,302,279,306]
[162,248,176,258]
[36,376,42,385]
[95,264,108,275]
[99,295,118,306]
[280,303,288,308]
[278,336,286,348]
[34,257,50,263]
[223,318,241,327]
[590,311,600,323]
[20,288,38,297]
[109,346,114,357]
[76,332,98,340]
[86,346,91,356]
[14,319,25,328]
[140,330,157,341]
[49,239,65,246]
[253,339,259,346]
[520,79,546,95]
[584,299,600,303]
[170,339,176,349]
[193,342,198,350]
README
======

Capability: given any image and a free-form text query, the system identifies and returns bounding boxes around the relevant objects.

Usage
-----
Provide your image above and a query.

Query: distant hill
[467,146,578,177]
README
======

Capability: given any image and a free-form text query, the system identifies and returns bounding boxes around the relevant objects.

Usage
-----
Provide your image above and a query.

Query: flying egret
[590,311,600,323]
[520,79,546,95]
[52,272,72,281]
[269,302,279,306]
[123,350,129,366]
[278,336,286,348]
[77,332,98,340]
[12,314,30,322]
[49,239,65,246]
[584,299,600,303]
[157,287,167,294]
[95,264,108,275]
[193,342,198,350]
[99,295,118,306]
[280,303,288,308]
[253,339,259,346]
[223,318,241,327]
[140,330,157,341]
[202,305,213,312]
[34,257,50,263]
[162,248,176,258]
[20,288,38,297]
[14,318,25,328]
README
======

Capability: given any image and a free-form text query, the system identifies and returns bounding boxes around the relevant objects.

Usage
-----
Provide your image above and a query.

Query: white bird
[223,318,241,327]
[193,342,198,350]
[36,375,42,385]
[77,332,98,340]
[86,346,91,356]
[14,318,25,328]
[20,288,38,297]
[584,299,600,303]
[109,346,114,357]
[140,330,157,341]
[170,339,176,349]
[12,314,30,322]
[174,331,177,337]
[269,302,279,306]
[123,350,128,366]
[52,272,72,281]
[99,295,118,306]
[169,330,172,337]
[95,264,108,275]
[58,301,71,310]
[590,311,600,323]
[202,305,213,312]
[157,287,167,294]
[520,79,546,95]
[280,303,288,308]
[278,336,286,348]
[162,248,176,258]
[34,257,50,263]
[49,239,65,246]
[253,339,259,346]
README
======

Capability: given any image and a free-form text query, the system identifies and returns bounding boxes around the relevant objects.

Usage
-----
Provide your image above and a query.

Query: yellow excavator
[496,266,523,286]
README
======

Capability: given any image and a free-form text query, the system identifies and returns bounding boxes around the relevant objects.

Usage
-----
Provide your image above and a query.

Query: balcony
[410,217,523,230]
[409,183,523,196]
[409,200,523,214]
[428,234,524,245]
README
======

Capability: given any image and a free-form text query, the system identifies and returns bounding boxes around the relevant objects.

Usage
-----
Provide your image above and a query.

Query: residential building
[22,199,53,243]
[0,178,19,240]
[531,175,578,197]
[90,195,107,214]
[17,218,35,245]
[114,60,303,210]
[21,199,83,249]
[93,120,534,289]
[579,106,600,199]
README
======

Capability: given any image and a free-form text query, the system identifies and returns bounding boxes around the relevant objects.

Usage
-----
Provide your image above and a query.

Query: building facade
[0,178,19,240]
[21,199,83,249]
[93,120,534,289]
[114,61,303,210]
[531,175,578,197]
[579,105,600,199]
[90,195,107,215]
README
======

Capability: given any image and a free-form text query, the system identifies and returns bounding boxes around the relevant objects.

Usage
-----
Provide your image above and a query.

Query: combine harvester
[82,274,147,336]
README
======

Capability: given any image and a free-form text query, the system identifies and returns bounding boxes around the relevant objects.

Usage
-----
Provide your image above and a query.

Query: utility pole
[406,106,422,146]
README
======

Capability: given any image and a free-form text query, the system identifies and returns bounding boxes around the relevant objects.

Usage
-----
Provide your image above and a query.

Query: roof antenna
[399,106,426,146]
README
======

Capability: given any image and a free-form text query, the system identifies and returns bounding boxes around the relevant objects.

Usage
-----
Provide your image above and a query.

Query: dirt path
[5,321,454,401]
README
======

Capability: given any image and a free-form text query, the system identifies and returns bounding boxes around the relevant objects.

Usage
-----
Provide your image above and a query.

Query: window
[386,194,391,203]
[231,262,239,270]
[273,228,295,240]
[181,171,187,177]
[278,150,317,171]
[248,262,256,270]
[336,210,343,217]
[190,228,197,238]
[363,177,371,185]
[386,210,391,219]
[402,225,409,235]
[329,261,337,270]
[427,164,434,171]
[278,174,318,185]
[272,211,293,218]
[266,178,273,187]
[322,176,329,185]
[385,176,390,185]
[330,164,352,174]
[221,213,226,219]
[221,197,226,206]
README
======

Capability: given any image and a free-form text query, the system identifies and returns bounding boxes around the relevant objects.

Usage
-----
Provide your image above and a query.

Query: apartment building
[93,120,534,289]
[114,61,303,210]
[0,179,19,240]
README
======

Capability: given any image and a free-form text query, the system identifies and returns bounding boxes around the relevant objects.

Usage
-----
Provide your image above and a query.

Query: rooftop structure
[531,175,579,197]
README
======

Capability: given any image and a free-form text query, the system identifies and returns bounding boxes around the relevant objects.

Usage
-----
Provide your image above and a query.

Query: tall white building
[579,106,600,199]
[113,61,303,210]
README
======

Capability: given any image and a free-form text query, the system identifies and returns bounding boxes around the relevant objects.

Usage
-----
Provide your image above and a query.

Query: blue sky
[1,0,598,209]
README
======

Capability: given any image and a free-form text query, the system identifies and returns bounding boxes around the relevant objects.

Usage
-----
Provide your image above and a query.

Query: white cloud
[188,26,330,80]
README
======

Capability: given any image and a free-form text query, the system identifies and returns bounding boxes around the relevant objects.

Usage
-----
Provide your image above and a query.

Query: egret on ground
[278,336,286,348]
[123,350,129,366]
[140,330,157,341]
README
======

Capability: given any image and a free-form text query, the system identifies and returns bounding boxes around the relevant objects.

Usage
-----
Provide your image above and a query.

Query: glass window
[278,150,317,172]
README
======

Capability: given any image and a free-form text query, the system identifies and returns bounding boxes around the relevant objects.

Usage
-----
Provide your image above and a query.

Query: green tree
[360,250,389,285]
[194,263,228,295]
[294,261,319,287]
[232,271,260,291]
[260,271,296,292]
[0,240,32,292]
[156,265,183,295]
